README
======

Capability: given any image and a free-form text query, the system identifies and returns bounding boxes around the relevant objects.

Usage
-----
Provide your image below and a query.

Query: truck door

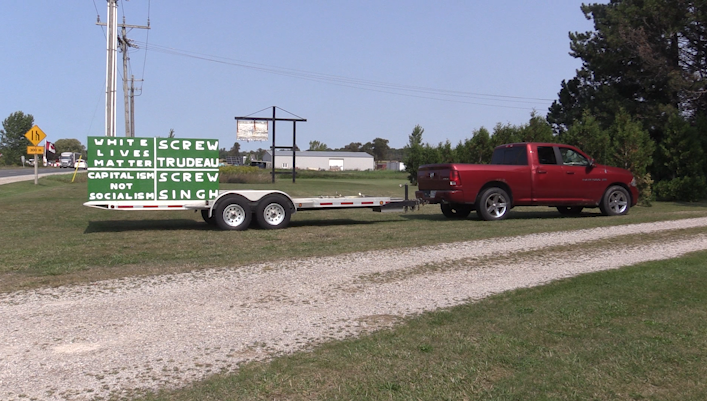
[558,146,607,202]
[532,145,572,201]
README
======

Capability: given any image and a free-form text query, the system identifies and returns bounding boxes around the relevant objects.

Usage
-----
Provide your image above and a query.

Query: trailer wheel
[255,195,292,229]
[477,187,510,221]
[215,197,252,230]
[440,203,472,218]
[201,209,217,225]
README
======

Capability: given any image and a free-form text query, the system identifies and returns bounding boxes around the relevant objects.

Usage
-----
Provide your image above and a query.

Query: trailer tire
[201,209,217,225]
[477,187,510,221]
[214,196,252,231]
[255,195,292,229]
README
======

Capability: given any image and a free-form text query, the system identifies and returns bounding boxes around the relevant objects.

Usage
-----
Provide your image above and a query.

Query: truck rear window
[491,147,528,165]
[537,146,558,165]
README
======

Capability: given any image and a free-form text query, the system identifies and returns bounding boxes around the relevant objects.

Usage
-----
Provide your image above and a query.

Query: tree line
[403,0,707,202]
[549,0,707,201]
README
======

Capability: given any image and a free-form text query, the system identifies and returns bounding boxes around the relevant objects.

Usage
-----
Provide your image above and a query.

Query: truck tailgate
[417,165,457,190]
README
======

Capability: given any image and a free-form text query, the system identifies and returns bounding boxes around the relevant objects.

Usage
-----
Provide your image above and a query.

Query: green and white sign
[87,137,220,202]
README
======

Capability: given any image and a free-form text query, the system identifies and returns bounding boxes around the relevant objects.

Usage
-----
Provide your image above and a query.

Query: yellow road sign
[27,146,44,155]
[25,125,46,146]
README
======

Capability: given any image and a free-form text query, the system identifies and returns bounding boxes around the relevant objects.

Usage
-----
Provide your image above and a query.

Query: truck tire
[557,206,583,216]
[440,203,472,218]
[599,186,630,216]
[477,187,510,221]
[214,196,252,230]
[255,195,292,229]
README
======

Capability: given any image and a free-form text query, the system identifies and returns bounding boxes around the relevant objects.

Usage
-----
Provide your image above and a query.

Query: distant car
[74,160,87,169]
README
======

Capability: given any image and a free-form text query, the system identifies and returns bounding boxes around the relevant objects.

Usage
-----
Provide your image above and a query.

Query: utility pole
[130,76,136,137]
[119,22,131,137]
[97,0,149,137]
[129,75,144,136]
[104,0,118,137]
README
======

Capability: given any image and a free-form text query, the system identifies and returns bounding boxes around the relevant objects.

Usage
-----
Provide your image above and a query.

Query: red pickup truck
[415,142,638,220]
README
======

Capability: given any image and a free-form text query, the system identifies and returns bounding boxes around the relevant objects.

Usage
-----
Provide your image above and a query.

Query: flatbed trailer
[83,136,418,230]
[84,188,419,230]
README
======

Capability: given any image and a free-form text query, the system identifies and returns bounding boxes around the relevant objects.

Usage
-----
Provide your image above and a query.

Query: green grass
[1,172,707,292]
[4,173,707,399]
[136,251,707,400]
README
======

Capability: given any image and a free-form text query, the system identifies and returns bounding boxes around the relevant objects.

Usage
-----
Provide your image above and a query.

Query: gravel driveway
[2,217,707,400]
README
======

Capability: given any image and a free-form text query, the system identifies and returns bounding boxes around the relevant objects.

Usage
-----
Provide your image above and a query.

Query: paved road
[0,168,78,185]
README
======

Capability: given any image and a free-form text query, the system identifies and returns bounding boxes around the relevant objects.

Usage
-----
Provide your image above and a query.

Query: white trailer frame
[84,188,418,230]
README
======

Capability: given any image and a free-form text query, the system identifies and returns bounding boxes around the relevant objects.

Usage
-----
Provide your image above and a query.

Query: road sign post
[25,125,47,185]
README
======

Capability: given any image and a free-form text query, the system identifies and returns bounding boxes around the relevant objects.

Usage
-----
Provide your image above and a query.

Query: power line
[130,40,553,110]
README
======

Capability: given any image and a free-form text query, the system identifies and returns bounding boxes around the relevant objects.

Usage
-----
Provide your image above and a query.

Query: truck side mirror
[588,158,596,168]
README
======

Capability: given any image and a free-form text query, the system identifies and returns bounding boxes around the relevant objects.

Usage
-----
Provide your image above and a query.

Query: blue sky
[1,1,599,153]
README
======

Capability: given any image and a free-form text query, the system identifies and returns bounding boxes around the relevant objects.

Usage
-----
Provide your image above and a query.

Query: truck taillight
[450,170,461,186]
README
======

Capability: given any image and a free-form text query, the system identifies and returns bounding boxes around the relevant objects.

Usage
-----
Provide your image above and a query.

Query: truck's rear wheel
[440,203,472,218]
[255,195,292,229]
[600,186,630,216]
[215,197,252,230]
[477,187,510,221]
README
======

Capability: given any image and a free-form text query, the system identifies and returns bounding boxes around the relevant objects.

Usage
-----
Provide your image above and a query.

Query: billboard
[236,120,268,141]
[86,137,220,203]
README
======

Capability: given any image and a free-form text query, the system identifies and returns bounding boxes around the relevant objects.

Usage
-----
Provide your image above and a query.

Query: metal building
[263,150,375,171]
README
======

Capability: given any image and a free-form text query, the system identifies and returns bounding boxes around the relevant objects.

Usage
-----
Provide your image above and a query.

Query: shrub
[654,176,707,202]
[218,166,270,184]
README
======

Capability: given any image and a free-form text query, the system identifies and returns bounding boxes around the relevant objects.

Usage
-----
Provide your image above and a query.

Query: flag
[46,141,56,154]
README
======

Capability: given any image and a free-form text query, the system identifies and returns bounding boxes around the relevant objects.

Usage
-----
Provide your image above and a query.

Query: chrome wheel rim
[262,203,286,226]
[608,191,628,214]
[486,193,507,218]
[223,204,246,227]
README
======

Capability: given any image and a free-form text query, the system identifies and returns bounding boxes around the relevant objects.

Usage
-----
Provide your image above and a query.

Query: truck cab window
[559,148,589,166]
[537,147,557,165]
[491,147,528,165]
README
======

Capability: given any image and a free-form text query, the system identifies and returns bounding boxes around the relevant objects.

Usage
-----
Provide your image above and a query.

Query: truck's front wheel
[255,195,292,229]
[215,196,252,230]
[600,186,630,216]
[477,187,510,221]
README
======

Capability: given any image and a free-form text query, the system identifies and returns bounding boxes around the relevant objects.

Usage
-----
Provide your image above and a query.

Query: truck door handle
[566,171,575,175]
[537,169,547,174]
